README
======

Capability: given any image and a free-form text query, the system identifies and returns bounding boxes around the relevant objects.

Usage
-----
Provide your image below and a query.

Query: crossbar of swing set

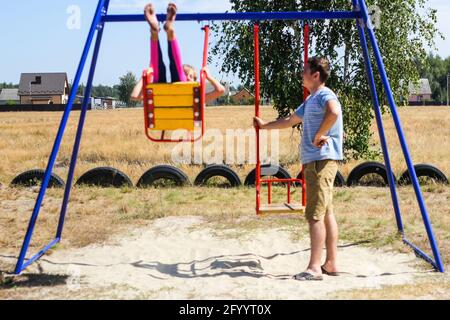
[13,0,444,275]
[103,11,359,23]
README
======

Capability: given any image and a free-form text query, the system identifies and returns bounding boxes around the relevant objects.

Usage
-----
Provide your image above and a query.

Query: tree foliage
[0,82,18,90]
[417,53,450,102]
[118,72,138,107]
[212,0,440,160]
[75,83,120,99]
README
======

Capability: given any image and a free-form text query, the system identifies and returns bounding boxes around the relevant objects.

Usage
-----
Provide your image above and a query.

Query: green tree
[91,84,120,99]
[417,53,450,102]
[212,0,440,160]
[0,82,18,89]
[118,72,138,107]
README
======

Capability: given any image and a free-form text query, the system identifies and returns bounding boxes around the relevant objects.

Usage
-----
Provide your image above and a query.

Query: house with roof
[0,88,20,105]
[18,73,69,105]
[408,78,432,103]
[230,87,255,105]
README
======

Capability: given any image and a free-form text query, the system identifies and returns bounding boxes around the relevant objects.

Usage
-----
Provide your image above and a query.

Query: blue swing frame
[14,0,445,274]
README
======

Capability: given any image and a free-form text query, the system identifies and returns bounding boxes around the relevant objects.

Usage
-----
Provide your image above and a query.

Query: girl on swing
[131,3,225,102]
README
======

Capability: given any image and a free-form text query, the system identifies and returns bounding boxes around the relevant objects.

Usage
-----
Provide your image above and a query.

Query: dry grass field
[0,106,448,184]
[0,105,449,299]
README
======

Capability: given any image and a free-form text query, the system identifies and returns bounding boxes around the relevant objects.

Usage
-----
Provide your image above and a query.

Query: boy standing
[254,57,343,281]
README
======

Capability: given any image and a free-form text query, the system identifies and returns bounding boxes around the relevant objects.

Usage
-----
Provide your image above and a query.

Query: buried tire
[194,165,241,188]
[295,170,346,187]
[347,162,394,187]
[137,165,190,188]
[75,167,133,188]
[11,169,65,188]
[398,164,448,186]
[244,164,291,186]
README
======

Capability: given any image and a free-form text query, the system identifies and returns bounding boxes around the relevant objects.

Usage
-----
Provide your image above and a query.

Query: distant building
[0,88,20,105]
[92,97,118,109]
[75,95,122,109]
[230,88,254,105]
[18,73,69,104]
[75,95,87,104]
[408,78,432,103]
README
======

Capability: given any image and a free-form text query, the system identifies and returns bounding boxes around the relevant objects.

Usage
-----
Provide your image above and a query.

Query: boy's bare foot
[144,3,159,32]
[164,3,177,32]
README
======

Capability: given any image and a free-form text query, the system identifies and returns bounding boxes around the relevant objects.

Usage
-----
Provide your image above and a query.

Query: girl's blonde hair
[183,64,197,81]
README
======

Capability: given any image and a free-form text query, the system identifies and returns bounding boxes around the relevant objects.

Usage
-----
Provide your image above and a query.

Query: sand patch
[2,216,431,299]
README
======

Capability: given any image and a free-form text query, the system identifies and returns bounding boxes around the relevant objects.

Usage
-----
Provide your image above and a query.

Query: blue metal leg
[14,0,107,275]
[352,0,404,233]
[357,0,444,272]
[56,0,111,240]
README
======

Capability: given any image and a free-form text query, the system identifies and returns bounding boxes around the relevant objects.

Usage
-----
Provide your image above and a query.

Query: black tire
[398,164,449,186]
[244,164,291,186]
[137,165,190,188]
[334,171,346,187]
[11,169,65,188]
[295,170,346,187]
[75,167,133,188]
[347,162,394,187]
[194,165,241,188]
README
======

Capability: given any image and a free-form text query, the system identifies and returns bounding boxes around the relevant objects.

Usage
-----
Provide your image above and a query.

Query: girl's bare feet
[164,3,177,32]
[144,3,159,33]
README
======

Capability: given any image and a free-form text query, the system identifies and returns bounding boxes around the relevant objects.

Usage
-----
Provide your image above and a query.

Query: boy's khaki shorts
[304,159,339,221]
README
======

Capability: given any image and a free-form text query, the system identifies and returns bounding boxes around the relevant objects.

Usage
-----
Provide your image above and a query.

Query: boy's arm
[203,68,226,103]
[313,100,341,147]
[254,113,303,130]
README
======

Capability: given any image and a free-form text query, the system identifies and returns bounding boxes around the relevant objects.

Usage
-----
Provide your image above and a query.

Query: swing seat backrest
[144,82,202,131]
[142,25,209,143]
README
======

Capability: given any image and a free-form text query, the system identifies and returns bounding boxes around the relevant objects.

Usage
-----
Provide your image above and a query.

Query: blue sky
[1,0,449,86]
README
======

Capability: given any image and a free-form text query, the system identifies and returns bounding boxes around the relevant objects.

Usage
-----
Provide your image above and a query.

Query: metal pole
[254,24,261,215]
[301,22,309,207]
[200,25,210,139]
[303,22,310,100]
[357,0,444,272]
[352,0,404,232]
[104,11,359,23]
[56,0,111,240]
[15,0,107,274]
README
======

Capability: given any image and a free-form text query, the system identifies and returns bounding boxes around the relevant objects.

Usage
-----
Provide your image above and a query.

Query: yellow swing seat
[143,76,204,142]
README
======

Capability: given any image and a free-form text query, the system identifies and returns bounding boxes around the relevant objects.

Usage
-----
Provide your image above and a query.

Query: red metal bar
[254,24,261,215]
[255,23,308,212]
[303,22,310,99]
[260,178,302,183]
[143,69,152,140]
[287,182,291,204]
[301,22,310,207]
[200,25,210,138]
